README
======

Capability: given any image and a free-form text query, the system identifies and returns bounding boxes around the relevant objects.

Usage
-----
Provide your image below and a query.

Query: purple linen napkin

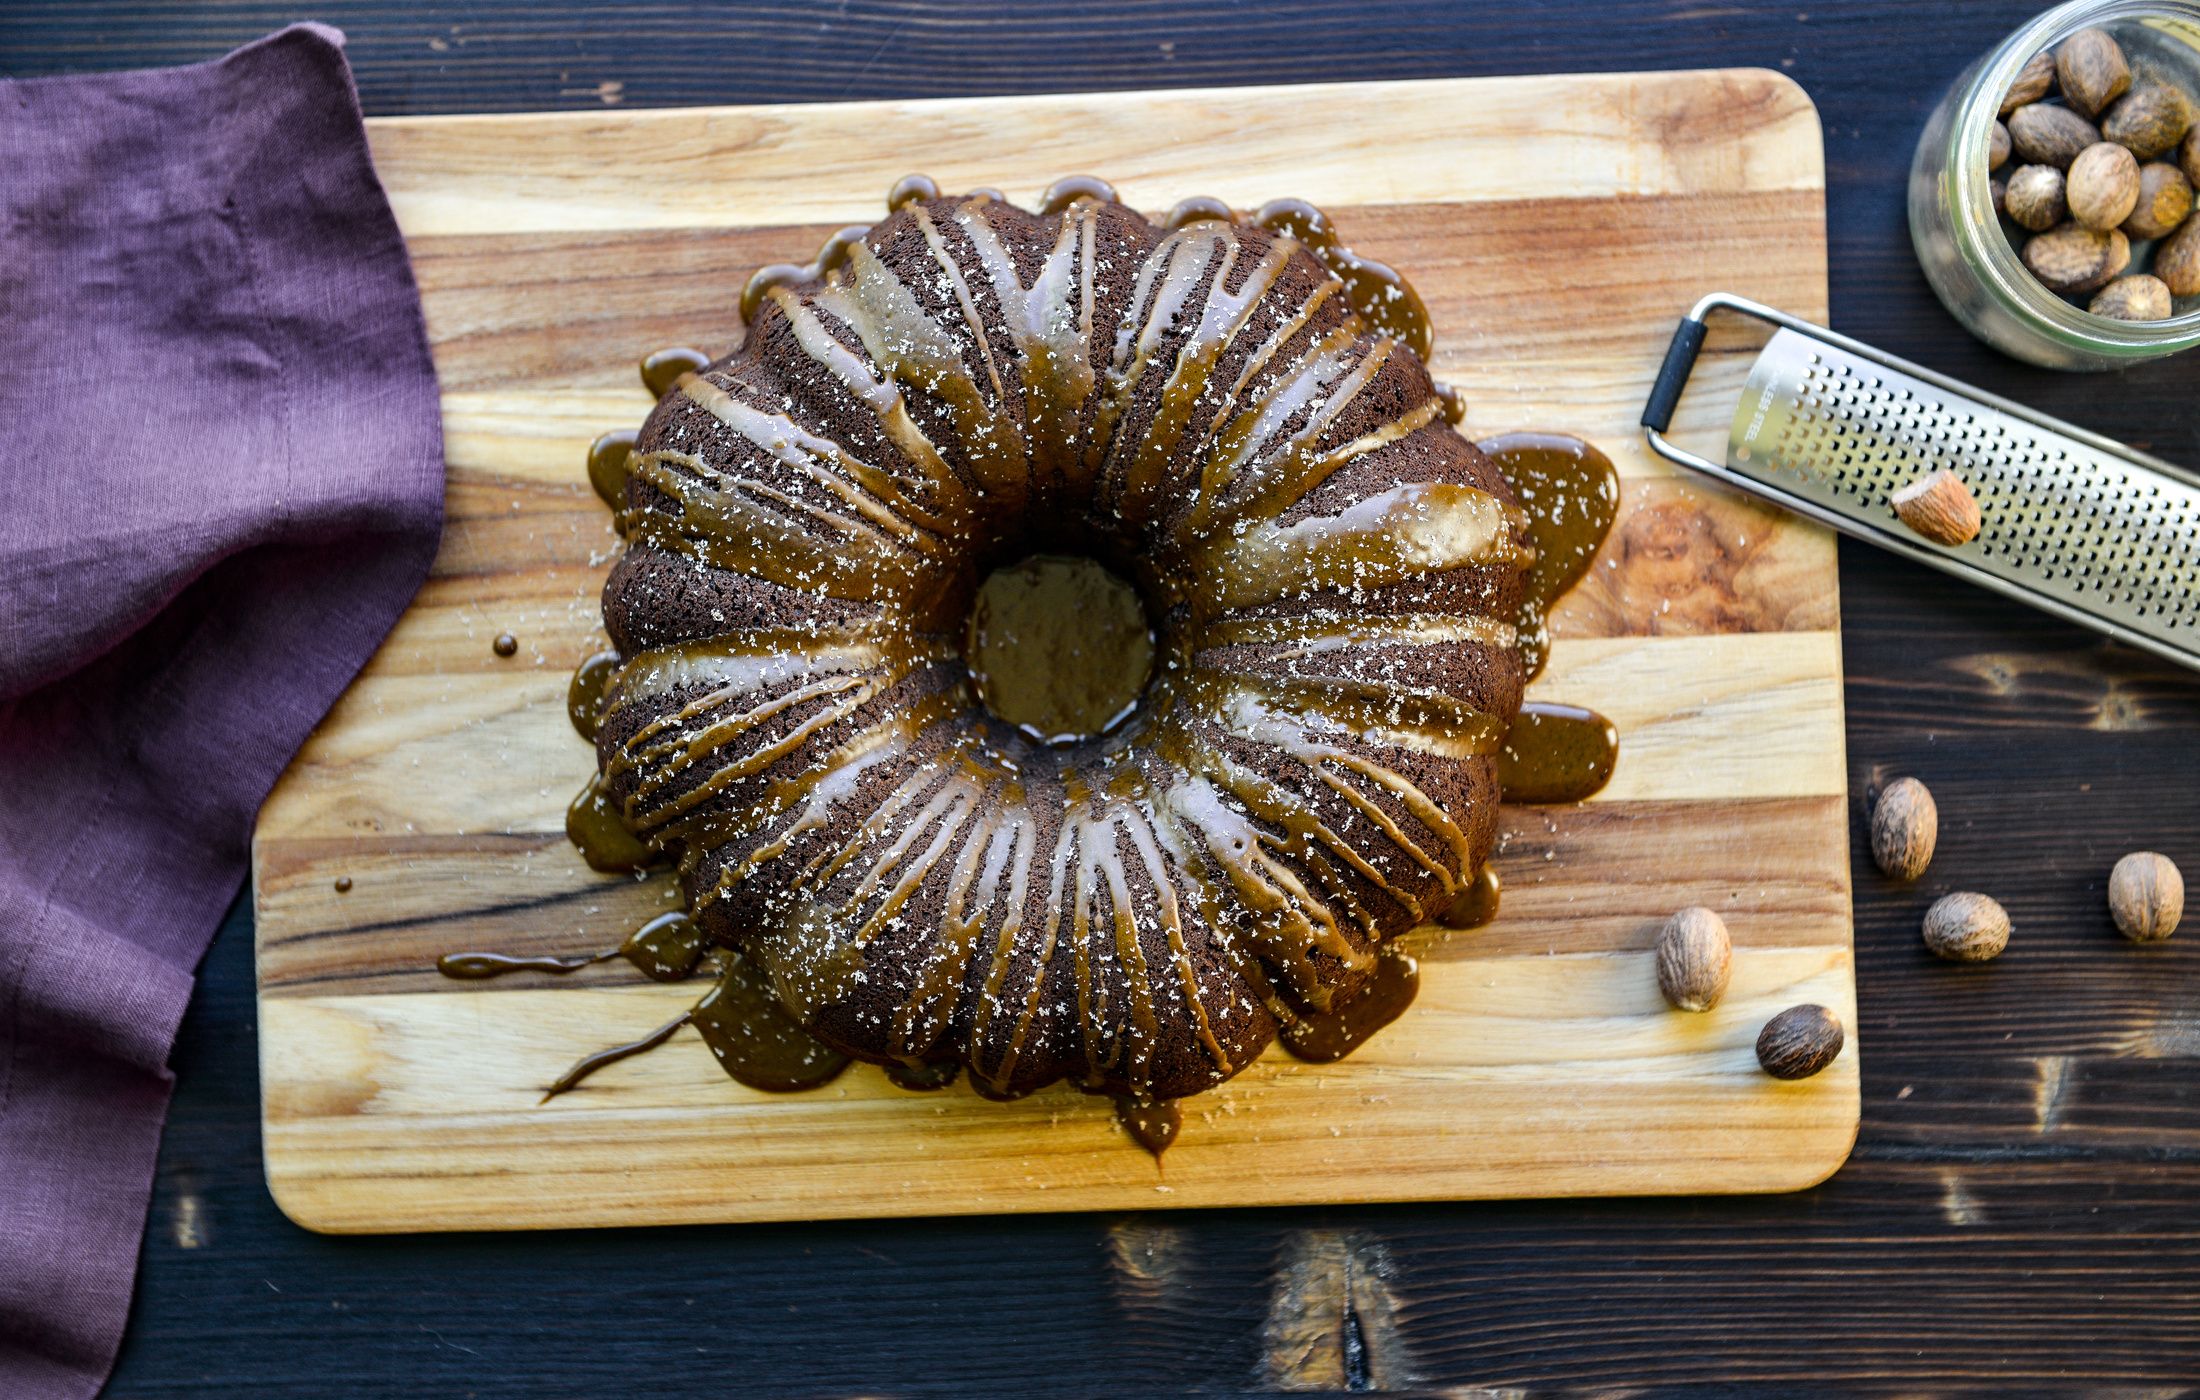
[0,25,443,1397]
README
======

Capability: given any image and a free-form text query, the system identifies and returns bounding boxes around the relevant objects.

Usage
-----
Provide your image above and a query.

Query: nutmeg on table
[1923,892,2012,963]
[1869,777,1938,881]
[1654,907,1732,1013]
[1756,1006,1844,1081]
[2109,852,2183,943]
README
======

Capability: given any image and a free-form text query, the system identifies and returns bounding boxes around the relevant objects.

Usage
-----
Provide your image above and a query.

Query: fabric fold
[0,25,445,1399]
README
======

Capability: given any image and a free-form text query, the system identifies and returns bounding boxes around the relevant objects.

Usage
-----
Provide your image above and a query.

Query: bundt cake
[582,176,1536,1108]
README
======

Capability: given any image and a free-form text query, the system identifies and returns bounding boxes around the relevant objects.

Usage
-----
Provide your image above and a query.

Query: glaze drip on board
[689,947,854,1092]
[1437,863,1502,930]
[1478,433,1621,683]
[512,178,1627,1135]
[565,772,654,873]
[1278,944,1420,1062]
[438,912,704,984]
[1476,433,1620,807]
[588,430,638,513]
[1499,701,1619,806]
[640,347,711,400]
[568,651,622,740]
[1113,1095,1183,1157]
[441,911,853,1100]
[884,1059,962,1092]
[542,1012,691,1101]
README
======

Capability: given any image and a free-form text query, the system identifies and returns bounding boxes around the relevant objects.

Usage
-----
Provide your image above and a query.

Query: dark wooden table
[9,2,2200,1393]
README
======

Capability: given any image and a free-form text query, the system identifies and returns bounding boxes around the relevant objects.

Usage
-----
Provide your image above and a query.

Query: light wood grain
[366,71,1824,235]
[262,946,1856,1231]
[254,69,1852,1232]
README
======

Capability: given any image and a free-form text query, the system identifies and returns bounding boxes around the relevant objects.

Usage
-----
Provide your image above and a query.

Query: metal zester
[1640,292,2200,674]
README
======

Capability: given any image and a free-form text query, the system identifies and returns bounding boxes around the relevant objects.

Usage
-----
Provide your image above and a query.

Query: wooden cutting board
[253,70,1850,1233]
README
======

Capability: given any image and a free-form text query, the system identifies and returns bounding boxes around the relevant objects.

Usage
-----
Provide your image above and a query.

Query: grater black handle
[1640,316,1707,434]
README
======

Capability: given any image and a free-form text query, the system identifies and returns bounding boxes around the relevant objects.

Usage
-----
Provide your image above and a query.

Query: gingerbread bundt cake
[585,178,1534,1107]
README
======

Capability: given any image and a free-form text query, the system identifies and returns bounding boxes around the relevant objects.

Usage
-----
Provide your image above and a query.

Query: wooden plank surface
[19,2,2200,1393]
[249,67,1846,1232]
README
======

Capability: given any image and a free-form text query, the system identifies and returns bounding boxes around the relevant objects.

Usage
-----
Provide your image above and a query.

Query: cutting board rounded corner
[261,1159,350,1237]
[1729,64,1826,170]
[1764,1072,1863,1195]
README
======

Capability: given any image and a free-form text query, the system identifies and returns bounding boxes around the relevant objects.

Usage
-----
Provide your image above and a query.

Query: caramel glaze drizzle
[589,430,638,513]
[689,945,853,1092]
[1499,701,1619,806]
[438,910,707,984]
[568,650,623,740]
[536,949,855,1101]
[524,174,1624,1156]
[566,771,655,873]
[885,1059,962,1092]
[1436,863,1501,931]
[1475,431,1621,807]
[1278,944,1419,1062]
[439,911,857,1100]
[1477,433,1621,684]
[1154,191,1466,418]
[1264,444,1618,1061]
[542,1012,692,1102]
[1113,1095,1182,1157]
[642,347,711,401]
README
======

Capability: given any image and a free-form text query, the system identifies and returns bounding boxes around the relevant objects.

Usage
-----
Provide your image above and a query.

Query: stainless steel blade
[1642,293,2200,673]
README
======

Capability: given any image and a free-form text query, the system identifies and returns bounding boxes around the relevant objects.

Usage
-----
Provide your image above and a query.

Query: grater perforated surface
[1729,327,2200,652]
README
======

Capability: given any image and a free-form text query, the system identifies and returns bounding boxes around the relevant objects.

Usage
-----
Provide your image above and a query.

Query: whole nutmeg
[1991,119,2012,171]
[2109,851,2183,942]
[1891,469,1983,547]
[1923,891,2012,963]
[2122,162,2194,240]
[2002,49,2057,117]
[2157,212,2200,296]
[1992,176,2009,219]
[2089,273,2174,321]
[2004,164,2067,232]
[1756,1004,1844,1081]
[2009,103,2102,169]
[2024,221,2130,293]
[2184,125,2200,189]
[1655,906,1732,1012]
[1869,776,1938,880]
[2057,27,2131,119]
[2102,81,2196,161]
[2067,142,2140,230]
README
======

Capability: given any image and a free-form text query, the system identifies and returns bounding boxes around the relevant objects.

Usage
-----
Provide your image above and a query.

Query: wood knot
[1259,1230,1417,1391]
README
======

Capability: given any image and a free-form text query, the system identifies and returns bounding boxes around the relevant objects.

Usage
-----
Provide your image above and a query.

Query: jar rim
[1953,0,2200,354]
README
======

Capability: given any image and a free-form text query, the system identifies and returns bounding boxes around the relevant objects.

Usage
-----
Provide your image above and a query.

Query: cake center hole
[963,553,1154,746]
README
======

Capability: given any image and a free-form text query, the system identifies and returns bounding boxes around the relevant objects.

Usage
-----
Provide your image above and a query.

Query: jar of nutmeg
[1911,0,2200,368]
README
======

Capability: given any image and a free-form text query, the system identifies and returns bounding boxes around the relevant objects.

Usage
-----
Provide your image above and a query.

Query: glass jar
[1909,0,2200,370]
